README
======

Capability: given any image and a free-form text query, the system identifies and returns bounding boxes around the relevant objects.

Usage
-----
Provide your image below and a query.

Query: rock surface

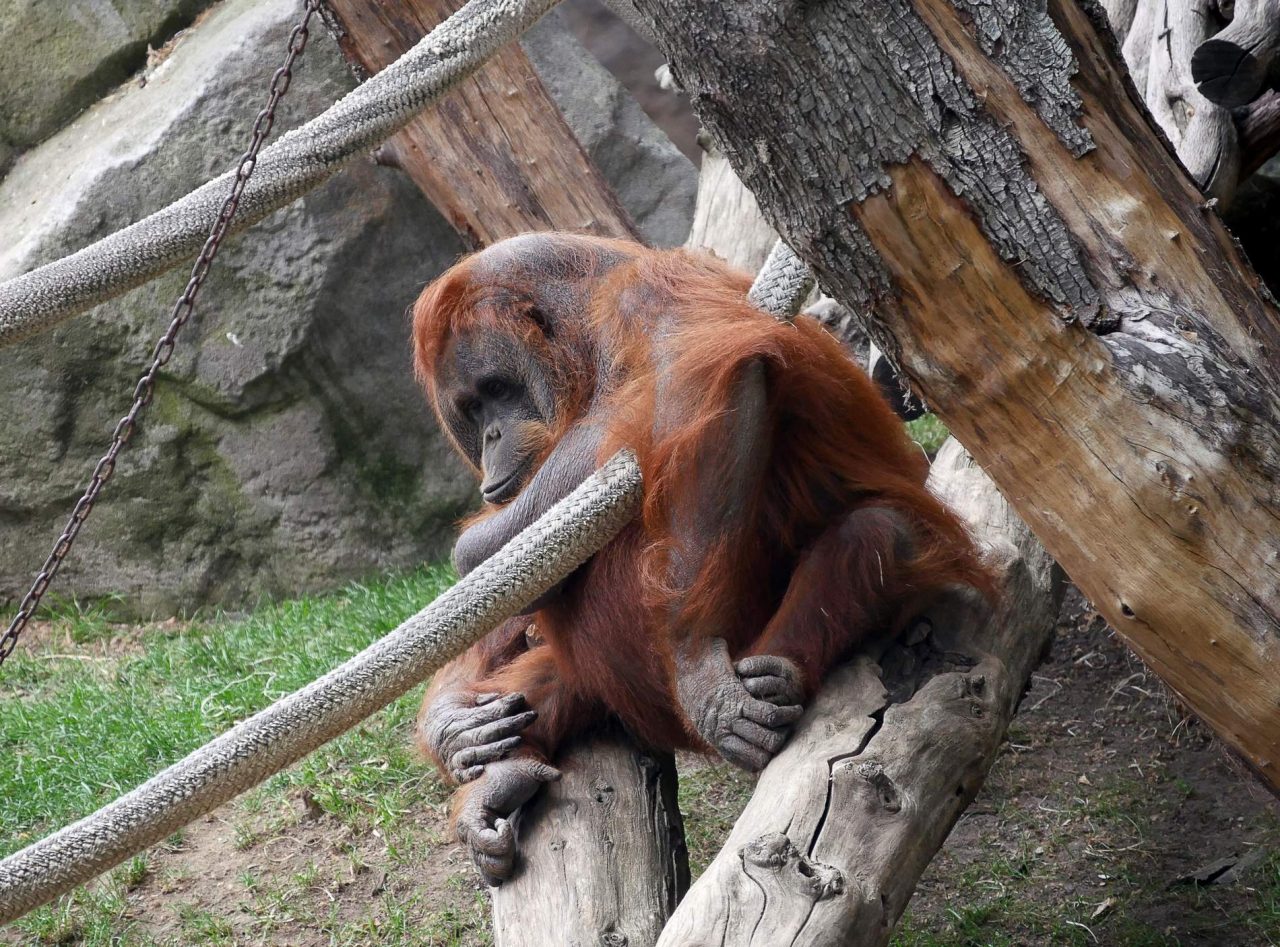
[0,0,213,164]
[0,0,694,616]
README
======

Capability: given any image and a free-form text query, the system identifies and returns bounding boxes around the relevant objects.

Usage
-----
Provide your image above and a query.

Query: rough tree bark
[321,3,687,940]
[658,440,1062,947]
[630,0,1280,790]
[320,0,637,247]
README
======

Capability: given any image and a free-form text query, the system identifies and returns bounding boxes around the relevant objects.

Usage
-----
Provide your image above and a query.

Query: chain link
[0,0,323,667]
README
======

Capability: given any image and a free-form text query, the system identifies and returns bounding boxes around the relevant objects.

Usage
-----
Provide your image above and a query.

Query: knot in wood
[856,761,902,813]
[592,778,615,806]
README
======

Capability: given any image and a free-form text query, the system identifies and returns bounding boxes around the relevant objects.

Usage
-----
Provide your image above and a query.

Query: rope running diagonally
[0,0,561,349]
[0,0,324,668]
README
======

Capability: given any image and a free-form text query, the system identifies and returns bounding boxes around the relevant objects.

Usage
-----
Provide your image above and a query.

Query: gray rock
[523,8,695,247]
[0,0,213,154]
[0,0,693,616]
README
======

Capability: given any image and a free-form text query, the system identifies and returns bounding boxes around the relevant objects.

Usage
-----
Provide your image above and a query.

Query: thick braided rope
[0,0,560,349]
[0,451,641,924]
[747,239,815,320]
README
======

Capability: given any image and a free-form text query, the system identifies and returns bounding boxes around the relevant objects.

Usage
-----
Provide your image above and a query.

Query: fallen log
[656,439,1062,946]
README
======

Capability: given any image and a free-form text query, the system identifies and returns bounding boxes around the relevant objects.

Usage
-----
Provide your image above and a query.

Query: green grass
[1,566,457,859]
[907,413,950,456]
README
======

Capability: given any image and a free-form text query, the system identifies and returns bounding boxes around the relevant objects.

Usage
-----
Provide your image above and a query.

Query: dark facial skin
[437,327,553,505]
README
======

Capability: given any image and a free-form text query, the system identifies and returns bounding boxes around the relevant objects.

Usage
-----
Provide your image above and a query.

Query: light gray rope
[747,239,815,321]
[0,450,642,924]
[0,0,560,350]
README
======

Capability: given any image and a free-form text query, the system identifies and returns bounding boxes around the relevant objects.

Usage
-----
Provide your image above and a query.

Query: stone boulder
[0,0,694,617]
[0,0,214,168]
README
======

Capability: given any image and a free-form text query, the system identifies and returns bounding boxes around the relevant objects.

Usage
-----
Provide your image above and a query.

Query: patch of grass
[907,413,950,456]
[0,566,456,860]
[676,760,755,877]
[1,567,462,944]
[35,593,127,643]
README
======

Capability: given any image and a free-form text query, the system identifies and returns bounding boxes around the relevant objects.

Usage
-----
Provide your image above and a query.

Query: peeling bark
[632,0,1280,790]
[656,441,1063,946]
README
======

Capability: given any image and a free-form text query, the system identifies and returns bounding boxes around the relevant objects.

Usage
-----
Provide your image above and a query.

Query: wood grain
[321,0,638,248]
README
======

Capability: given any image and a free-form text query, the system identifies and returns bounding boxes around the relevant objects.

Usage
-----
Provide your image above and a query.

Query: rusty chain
[0,0,324,667]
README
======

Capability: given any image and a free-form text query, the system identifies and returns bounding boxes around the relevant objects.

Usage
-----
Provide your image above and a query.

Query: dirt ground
[10,587,1276,946]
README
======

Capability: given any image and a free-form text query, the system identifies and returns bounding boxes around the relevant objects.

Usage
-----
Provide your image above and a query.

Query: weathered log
[1119,0,1238,201]
[1241,89,1280,176]
[320,0,638,248]
[684,150,779,273]
[491,735,688,947]
[630,0,1280,790]
[1193,0,1280,107]
[656,440,1062,946]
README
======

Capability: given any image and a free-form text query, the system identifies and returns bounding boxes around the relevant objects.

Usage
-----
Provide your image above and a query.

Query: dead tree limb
[1193,0,1280,107]
[1120,0,1239,201]
[656,440,1062,946]
[321,0,638,247]
[1241,89,1280,176]
[632,0,1280,792]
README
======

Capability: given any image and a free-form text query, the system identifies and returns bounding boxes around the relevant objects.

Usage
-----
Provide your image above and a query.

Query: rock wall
[0,0,695,616]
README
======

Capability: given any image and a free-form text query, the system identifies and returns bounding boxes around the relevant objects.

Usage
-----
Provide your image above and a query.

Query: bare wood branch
[1134,0,1239,201]
[492,737,688,947]
[1193,0,1280,107]
[1240,88,1280,175]
[656,440,1062,946]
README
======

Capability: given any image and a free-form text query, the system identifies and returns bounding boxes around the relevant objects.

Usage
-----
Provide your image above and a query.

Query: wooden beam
[320,0,639,247]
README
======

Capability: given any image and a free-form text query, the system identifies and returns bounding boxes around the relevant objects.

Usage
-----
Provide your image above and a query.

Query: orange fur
[413,235,993,772]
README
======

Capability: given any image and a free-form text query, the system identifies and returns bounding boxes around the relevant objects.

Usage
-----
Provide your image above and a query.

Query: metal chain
[0,0,323,667]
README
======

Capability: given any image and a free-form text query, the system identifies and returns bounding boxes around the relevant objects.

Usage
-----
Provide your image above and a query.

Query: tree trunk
[320,0,638,248]
[632,0,1280,792]
[656,440,1062,946]
[492,736,689,947]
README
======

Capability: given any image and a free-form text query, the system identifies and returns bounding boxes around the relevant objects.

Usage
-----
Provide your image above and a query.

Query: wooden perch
[1193,0,1280,107]
[657,440,1062,946]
